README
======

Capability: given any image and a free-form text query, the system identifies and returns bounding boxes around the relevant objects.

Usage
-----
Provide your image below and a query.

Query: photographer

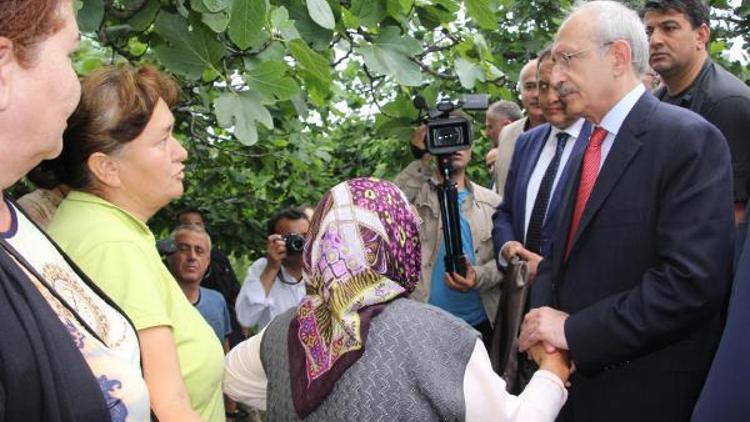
[395,112,503,348]
[235,208,309,330]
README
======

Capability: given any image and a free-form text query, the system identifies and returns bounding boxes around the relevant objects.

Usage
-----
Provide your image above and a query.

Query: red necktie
[565,126,608,259]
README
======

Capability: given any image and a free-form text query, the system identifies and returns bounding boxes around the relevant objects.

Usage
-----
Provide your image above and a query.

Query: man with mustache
[167,224,232,349]
[518,1,734,420]
[641,0,750,225]
[493,59,547,198]
[491,47,592,391]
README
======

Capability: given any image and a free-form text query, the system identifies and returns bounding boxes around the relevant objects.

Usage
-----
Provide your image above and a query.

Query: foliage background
[25,0,750,268]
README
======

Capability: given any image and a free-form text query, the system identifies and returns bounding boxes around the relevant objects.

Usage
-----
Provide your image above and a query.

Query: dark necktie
[525,132,569,255]
[565,126,608,259]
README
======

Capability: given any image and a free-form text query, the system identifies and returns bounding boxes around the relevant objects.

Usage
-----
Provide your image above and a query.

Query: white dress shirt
[224,328,568,421]
[596,83,646,171]
[234,257,306,329]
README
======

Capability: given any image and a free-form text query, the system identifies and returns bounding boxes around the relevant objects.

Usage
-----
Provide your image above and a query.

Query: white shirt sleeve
[464,339,567,422]
[223,327,268,410]
[235,258,274,328]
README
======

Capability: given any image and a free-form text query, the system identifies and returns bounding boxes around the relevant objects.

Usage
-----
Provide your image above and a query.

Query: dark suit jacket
[692,221,750,421]
[531,92,735,422]
[492,121,591,261]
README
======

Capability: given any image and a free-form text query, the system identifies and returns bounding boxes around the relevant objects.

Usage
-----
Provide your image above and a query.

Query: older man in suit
[493,47,590,281]
[493,60,547,197]
[518,2,734,421]
[491,46,591,393]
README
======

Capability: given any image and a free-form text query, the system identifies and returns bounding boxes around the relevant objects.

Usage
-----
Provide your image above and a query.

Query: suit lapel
[567,93,653,257]
[516,125,551,235]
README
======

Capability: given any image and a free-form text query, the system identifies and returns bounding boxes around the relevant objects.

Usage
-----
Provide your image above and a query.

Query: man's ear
[696,23,711,51]
[0,37,16,112]
[86,152,122,188]
[611,39,633,77]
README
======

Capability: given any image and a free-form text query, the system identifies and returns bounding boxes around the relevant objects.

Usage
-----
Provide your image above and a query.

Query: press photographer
[235,208,310,330]
[394,96,504,348]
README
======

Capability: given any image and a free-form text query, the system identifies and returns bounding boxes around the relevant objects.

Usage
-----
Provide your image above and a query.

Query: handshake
[519,307,574,384]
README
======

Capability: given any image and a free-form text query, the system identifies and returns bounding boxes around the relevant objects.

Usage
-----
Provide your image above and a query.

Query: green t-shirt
[49,191,225,422]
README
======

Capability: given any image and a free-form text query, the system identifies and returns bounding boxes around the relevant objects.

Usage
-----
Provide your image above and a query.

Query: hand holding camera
[266,232,305,268]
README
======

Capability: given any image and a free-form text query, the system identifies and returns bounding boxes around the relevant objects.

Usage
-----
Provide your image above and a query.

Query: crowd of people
[2,0,750,421]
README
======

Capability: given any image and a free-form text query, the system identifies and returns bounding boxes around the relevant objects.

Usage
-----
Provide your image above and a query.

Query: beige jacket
[395,162,503,326]
[493,117,528,197]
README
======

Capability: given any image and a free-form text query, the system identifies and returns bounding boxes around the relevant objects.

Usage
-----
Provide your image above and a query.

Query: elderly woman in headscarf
[224,178,570,421]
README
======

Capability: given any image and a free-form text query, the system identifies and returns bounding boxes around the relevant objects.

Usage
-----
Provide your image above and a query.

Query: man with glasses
[492,46,591,392]
[235,208,309,330]
[518,1,733,421]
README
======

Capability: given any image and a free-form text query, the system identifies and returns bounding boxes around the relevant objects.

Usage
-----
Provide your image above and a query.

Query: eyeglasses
[553,41,614,69]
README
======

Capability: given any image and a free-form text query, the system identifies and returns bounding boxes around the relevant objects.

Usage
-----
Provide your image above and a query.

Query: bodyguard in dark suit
[518,2,734,421]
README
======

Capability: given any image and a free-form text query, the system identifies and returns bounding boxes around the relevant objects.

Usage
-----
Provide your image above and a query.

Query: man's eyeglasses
[553,41,614,69]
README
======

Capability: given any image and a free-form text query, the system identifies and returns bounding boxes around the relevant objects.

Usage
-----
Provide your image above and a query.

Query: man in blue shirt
[395,143,503,347]
[167,224,232,349]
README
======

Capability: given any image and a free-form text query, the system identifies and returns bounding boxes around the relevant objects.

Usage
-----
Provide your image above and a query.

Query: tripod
[436,154,467,278]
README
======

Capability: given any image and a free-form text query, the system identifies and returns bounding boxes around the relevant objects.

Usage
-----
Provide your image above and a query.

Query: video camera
[413,94,489,155]
[412,94,489,278]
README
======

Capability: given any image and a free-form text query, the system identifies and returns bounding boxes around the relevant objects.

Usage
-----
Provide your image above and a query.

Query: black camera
[283,233,305,255]
[414,94,489,155]
[412,94,488,277]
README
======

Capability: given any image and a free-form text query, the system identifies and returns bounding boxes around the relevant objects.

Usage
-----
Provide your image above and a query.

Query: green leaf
[455,58,485,89]
[202,0,230,12]
[126,0,160,31]
[306,0,336,29]
[153,12,226,80]
[375,117,415,142]
[77,0,104,33]
[382,95,418,119]
[271,6,301,40]
[288,39,331,83]
[465,0,497,30]
[228,0,267,50]
[285,1,333,50]
[202,11,230,33]
[245,61,300,103]
[350,0,386,27]
[190,0,210,13]
[215,92,274,146]
[356,26,423,86]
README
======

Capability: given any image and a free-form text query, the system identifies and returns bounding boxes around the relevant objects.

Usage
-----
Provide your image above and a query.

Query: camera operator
[235,208,309,330]
[395,117,503,348]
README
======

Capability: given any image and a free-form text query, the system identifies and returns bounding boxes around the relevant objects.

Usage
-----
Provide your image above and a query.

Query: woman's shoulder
[383,298,478,336]
[51,192,151,247]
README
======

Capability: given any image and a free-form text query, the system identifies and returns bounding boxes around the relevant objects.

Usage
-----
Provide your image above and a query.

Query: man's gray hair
[487,100,523,122]
[170,224,212,251]
[567,0,649,75]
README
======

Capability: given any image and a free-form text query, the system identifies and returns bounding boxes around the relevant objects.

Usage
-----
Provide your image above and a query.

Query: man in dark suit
[518,2,734,421]
[692,221,750,421]
[491,46,591,393]
[492,47,591,281]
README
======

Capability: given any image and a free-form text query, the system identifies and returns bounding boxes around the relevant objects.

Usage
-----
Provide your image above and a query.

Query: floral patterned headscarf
[288,177,421,417]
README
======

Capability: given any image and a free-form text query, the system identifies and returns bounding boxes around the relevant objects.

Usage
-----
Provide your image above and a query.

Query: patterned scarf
[289,177,421,417]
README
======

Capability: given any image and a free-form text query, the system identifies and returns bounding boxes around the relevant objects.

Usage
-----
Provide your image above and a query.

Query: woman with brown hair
[0,1,150,420]
[47,66,225,421]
